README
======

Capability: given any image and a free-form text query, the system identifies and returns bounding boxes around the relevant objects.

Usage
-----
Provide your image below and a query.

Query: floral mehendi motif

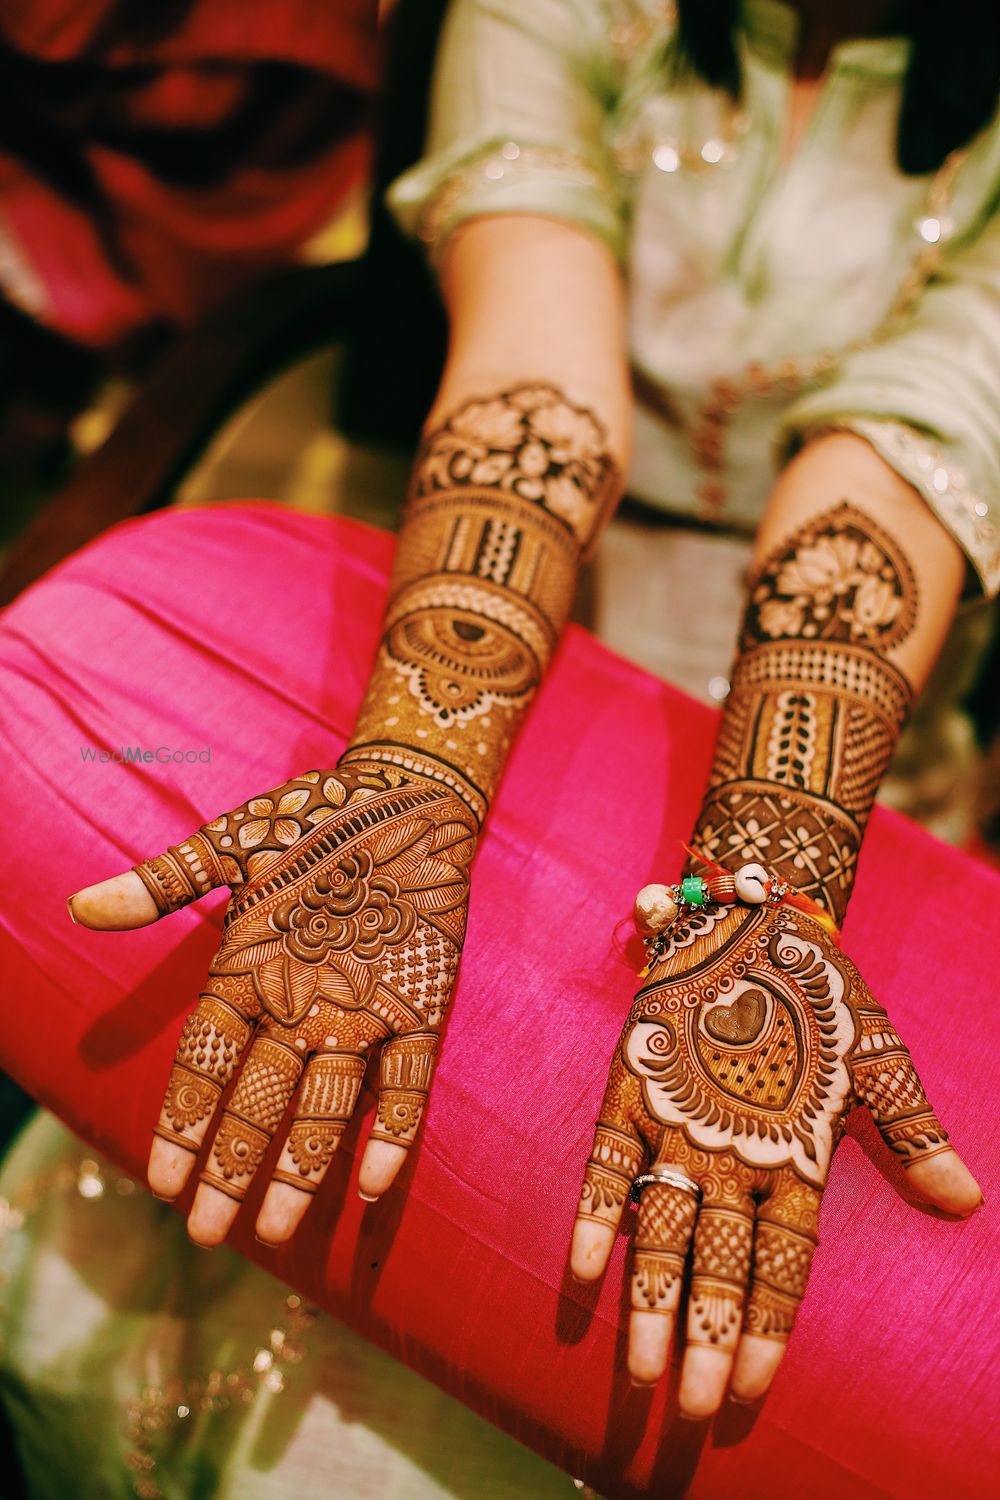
[745,503,917,650]
[345,385,622,822]
[416,384,615,540]
[271,848,417,965]
[138,766,477,1214]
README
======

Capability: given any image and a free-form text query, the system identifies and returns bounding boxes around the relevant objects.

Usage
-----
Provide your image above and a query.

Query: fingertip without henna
[67,872,159,930]
[358,1190,379,1203]
[905,1148,983,1218]
[187,1233,220,1252]
[66,896,79,926]
[569,1221,615,1283]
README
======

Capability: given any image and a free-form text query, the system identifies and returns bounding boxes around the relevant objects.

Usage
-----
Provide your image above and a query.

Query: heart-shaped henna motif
[703,987,767,1044]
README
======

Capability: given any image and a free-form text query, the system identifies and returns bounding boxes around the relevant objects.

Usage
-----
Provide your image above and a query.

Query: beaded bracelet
[634,849,840,977]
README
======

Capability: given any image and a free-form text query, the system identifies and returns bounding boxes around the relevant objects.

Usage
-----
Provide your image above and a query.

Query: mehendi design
[343,385,621,822]
[141,767,477,1212]
[578,903,948,1345]
[626,912,856,1186]
[631,1184,696,1314]
[135,390,617,1234]
[413,385,617,546]
[578,1121,646,1229]
[690,504,918,922]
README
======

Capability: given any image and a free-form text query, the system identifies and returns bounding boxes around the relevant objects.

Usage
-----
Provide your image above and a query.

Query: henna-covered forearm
[341,384,622,823]
[690,501,920,922]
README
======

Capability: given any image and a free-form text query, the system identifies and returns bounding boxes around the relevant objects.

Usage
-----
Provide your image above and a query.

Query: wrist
[687,784,860,923]
[338,742,488,828]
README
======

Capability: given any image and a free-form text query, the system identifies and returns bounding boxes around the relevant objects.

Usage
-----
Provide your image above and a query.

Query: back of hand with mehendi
[572,499,982,1419]
[577,900,947,1338]
[68,382,622,1251]
[136,766,475,1207]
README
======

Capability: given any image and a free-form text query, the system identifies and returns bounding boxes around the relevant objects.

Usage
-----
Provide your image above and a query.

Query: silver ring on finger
[629,1164,702,1205]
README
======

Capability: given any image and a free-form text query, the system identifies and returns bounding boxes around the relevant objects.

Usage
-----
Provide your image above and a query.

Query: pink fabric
[0,502,995,1499]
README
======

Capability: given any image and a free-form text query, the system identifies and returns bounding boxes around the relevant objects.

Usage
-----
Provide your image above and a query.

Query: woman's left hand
[570,899,982,1415]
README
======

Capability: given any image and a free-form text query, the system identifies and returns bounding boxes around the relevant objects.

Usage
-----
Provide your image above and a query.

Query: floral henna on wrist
[342,385,621,822]
[691,503,918,921]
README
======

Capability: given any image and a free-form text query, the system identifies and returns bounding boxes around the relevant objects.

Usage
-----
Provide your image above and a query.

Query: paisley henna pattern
[691,504,917,922]
[343,385,621,822]
[578,903,947,1347]
[142,766,477,1217]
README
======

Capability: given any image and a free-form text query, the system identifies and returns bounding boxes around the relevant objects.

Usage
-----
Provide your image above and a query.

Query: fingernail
[676,1410,704,1422]
[629,1376,657,1389]
[149,1190,175,1202]
[728,1392,757,1406]
[358,1191,378,1203]
[962,1196,985,1218]
[66,896,79,925]
[255,1233,278,1248]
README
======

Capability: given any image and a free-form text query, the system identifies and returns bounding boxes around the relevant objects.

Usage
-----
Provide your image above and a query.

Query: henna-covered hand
[68,763,476,1247]
[65,382,621,1249]
[571,902,982,1416]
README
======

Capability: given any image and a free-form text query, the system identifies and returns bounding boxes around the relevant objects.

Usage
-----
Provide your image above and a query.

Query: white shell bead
[734,863,770,904]
[633,883,679,934]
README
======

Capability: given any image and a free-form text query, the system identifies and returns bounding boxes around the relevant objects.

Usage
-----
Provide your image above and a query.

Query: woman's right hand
[68,763,477,1247]
[570,897,982,1416]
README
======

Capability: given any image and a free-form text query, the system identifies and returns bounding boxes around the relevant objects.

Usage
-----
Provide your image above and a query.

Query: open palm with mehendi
[69,763,476,1247]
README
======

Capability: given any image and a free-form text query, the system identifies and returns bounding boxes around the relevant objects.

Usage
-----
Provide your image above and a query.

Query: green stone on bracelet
[680,876,707,906]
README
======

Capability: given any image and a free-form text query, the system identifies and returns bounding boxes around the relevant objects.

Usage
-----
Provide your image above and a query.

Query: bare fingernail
[629,1376,657,1389]
[358,1191,378,1203]
[728,1392,758,1406]
[255,1233,278,1248]
[149,1190,175,1202]
[66,896,79,925]
[962,1196,985,1217]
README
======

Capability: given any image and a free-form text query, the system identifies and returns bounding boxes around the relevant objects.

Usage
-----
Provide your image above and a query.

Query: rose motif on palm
[273,850,415,964]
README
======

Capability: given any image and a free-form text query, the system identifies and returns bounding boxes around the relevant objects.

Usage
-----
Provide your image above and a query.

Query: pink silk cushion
[0,501,996,1499]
